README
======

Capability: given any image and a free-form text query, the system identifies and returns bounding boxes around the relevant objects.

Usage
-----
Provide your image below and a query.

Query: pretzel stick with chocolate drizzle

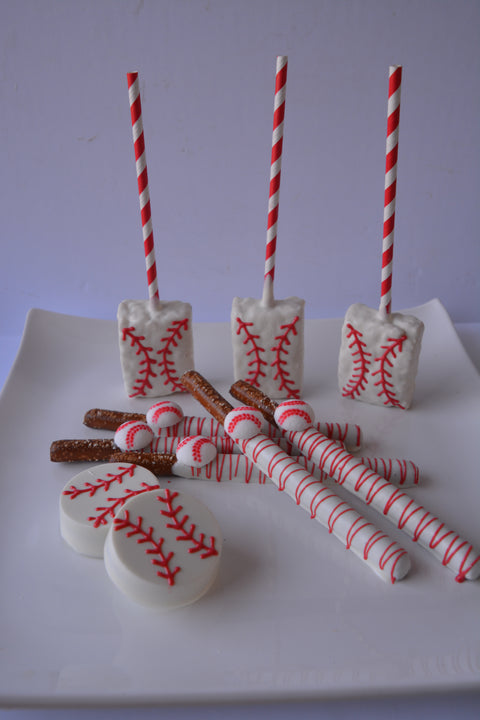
[230,381,480,582]
[83,408,363,451]
[181,370,410,584]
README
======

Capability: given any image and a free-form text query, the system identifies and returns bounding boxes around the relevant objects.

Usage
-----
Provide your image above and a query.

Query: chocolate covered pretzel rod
[83,407,363,451]
[181,371,410,584]
[231,381,480,582]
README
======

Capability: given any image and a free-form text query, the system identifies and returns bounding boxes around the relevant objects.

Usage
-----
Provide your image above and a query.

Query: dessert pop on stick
[118,72,194,398]
[182,370,410,584]
[338,66,424,409]
[231,56,305,399]
[230,382,480,582]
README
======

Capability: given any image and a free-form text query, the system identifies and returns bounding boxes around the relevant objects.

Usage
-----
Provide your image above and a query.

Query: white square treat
[231,296,305,398]
[118,299,194,398]
[338,303,424,409]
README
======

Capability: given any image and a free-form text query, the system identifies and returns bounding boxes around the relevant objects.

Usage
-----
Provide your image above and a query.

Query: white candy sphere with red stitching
[224,406,266,440]
[176,436,217,468]
[146,401,184,432]
[274,400,315,431]
[114,420,154,451]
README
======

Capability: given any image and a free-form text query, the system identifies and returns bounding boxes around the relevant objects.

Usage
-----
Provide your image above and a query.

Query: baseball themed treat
[83,405,363,452]
[118,72,194,398]
[230,382,480,582]
[182,371,411,584]
[59,462,160,557]
[104,488,222,609]
[51,435,418,487]
[51,419,155,463]
[114,420,154,451]
[231,56,305,399]
[338,66,424,410]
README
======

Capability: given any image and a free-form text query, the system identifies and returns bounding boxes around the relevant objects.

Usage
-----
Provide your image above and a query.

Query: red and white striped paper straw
[127,72,159,301]
[262,56,288,306]
[380,65,402,316]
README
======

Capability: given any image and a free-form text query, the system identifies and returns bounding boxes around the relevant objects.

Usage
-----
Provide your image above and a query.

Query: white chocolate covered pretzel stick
[151,437,417,486]
[181,371,410,584]
[109,450,416,488]
[83,406,363,451]
[231,383,480,582]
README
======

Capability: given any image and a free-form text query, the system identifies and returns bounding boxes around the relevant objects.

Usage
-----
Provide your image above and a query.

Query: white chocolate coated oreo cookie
[60,463,160,557]
[104,489,222,609]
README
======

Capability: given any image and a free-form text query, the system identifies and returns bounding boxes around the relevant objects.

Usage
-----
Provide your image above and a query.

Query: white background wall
[1,0,479,338]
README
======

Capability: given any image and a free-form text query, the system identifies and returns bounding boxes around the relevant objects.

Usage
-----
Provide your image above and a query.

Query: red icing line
[156,318,190,393]
[121,327,158,398]
[289,427,480,579]
[238,434,401,581]
[90,481,159,529]
[226,410,262,435]
[270,316,301,398]
[235,317,267,388]
[63,464,136,501]
[341,323,372,399]
[276,407,311,427]
[156,489,219,559]
[151,403,183,424]
[113,509,180,586]
[371,335,407,408]
[123,421,149,449]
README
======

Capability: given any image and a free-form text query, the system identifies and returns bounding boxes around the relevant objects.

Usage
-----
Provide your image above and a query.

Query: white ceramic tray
[0,299,479,706]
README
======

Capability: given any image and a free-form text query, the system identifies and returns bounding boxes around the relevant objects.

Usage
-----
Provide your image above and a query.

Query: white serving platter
[0,299,479,707]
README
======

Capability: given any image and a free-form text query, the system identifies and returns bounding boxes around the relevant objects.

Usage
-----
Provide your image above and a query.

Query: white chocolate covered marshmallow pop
[118,73,194,398]
[231,56,305,399]
[338,67,423,409]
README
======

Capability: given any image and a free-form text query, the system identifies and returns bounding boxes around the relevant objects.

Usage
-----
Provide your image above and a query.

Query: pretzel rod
[107,450,416,489]
[50,439,116,463]
[53,436,417,488]
[83,407,362,451]
[151,436,415,484]
[181,371,410,584]
[232,383,480,581]
[83,408,146,431]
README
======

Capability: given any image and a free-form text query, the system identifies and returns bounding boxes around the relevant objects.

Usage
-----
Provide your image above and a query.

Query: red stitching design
[156,489,219,558]
[341,323,372,399]
[270,316,301,398]
[292,427,480,581]
[121,326,158,398]
[63,464,136,501]
[63,464,159,529]
[371,335,407,408]
[235,317,267,387]
[156,318,190,393]
[113,510,180,586]
[89,482,160,528]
